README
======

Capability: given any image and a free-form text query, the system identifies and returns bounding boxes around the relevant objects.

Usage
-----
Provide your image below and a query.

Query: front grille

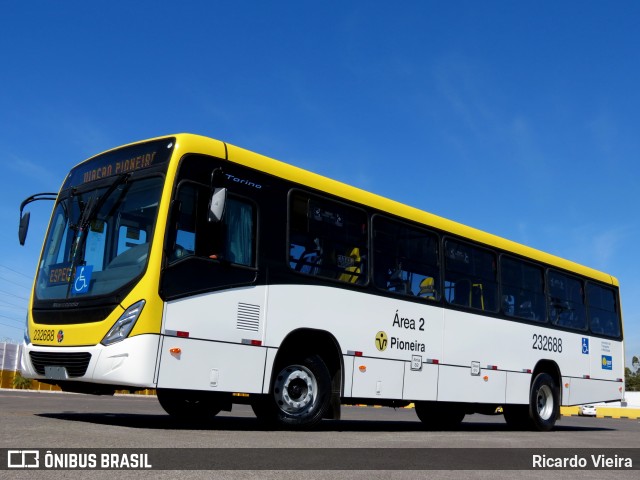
[29,351,92,377]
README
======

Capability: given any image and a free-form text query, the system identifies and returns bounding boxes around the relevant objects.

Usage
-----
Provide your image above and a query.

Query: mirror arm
[19,192,58,218]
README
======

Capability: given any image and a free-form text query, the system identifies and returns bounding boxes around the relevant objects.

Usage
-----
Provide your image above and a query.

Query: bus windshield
[35,176,164,300]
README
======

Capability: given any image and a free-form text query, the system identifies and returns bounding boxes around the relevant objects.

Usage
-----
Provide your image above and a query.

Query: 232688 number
[33,329,55,342]
[532,333,563,353]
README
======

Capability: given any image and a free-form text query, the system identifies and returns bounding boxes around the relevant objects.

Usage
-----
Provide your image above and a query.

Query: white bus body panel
[266,285,445,401]
[402,362,439,401]
[349,357,404,399]
[506,371,532,404]
[154,283,623,406]
[438,365,507,404]
[162,286,266,344]
[563,377,622,405]
[159,286,268,392]
[156,336,267,392]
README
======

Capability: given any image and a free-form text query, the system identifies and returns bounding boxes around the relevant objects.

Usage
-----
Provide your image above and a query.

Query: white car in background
[578,404,597,416]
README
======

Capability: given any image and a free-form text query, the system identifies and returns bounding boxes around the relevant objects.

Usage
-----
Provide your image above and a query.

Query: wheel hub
[536,385,554,420]
[274,365,317,415]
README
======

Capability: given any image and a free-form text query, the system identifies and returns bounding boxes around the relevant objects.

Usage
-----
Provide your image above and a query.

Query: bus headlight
[101,300,145,346]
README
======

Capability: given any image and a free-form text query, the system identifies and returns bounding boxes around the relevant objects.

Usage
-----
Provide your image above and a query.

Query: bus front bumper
[20,334,160,390]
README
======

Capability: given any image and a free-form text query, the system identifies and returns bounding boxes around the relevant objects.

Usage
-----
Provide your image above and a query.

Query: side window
[288,191,367,284]
[171,183,198,261]
[373,217,440,300]
[500,256,546,322]
[587,283,621,337]
[444,239,498,312]
[170,181,256,267]
[223,198,255,267]
[162,158,259,299]
[547,271,586,330]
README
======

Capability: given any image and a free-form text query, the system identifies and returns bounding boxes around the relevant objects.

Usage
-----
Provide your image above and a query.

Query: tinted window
[444,239,498,311]
[500,256,546,322]
[587,283,621,337]
[547,271,586,330]
[289,191,367,284]
[373,217,440,300]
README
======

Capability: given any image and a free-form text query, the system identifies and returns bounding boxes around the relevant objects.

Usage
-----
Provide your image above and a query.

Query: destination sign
[62,138,175,189]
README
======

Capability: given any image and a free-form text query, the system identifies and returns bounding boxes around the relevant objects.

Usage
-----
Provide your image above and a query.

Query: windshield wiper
[66,174,130,296]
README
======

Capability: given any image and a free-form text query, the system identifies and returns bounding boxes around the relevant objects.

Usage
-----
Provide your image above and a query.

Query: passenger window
[373,217,440,300]
[587,283,621,337]
[444,239,498,312]
[289,191,367,284]
[500,256,546,322]
[547,271,586,330]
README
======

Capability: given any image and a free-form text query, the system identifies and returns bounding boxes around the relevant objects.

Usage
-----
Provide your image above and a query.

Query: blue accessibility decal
[581,338,589,355]
[72,265,93,294]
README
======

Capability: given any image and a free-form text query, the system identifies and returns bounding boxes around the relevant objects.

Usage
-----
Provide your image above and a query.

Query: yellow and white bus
[18,134,624,431]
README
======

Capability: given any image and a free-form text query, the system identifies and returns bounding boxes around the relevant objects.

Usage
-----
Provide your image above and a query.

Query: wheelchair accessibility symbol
[72,266,93,294]
[582,337,589,355]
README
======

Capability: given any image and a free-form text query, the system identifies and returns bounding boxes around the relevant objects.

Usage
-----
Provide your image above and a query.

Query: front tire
[252,354,331,429]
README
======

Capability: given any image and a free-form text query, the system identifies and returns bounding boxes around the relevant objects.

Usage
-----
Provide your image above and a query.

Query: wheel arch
[270,328,343,419]
[532,360,561,387]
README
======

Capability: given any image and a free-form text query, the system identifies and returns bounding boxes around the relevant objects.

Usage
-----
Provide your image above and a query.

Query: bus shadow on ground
[35,412,614,433]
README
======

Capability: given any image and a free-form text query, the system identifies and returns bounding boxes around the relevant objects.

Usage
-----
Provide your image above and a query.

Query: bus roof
[122,133,619,286]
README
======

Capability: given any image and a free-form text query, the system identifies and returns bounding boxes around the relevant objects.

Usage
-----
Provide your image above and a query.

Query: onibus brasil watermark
[6,450,151,470]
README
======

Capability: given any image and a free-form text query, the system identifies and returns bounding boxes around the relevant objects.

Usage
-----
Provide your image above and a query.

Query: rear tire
[253,354,331,429]
[529,373,559,431]
[503,372,559,431]
[157,389,222,421]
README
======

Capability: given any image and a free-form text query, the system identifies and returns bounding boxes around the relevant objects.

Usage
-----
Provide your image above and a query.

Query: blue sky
[0,1,638,366]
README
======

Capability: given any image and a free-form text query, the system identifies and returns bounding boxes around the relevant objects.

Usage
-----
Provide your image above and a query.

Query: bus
[18,134,624,431]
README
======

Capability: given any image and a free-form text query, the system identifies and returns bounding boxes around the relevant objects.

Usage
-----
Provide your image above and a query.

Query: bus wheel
[257,354,331,428]
[415,401,465,430]
[157,389,222,421]
[529,373,559,431]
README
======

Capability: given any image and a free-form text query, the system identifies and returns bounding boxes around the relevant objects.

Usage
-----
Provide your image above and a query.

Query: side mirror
[18,212,30,246]
[208,188,227,223]
[18,192,57,246]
